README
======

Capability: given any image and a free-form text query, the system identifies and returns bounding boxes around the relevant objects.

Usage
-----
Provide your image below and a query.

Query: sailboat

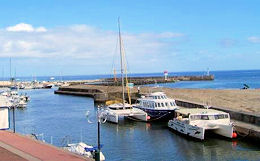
[104,18,149,124]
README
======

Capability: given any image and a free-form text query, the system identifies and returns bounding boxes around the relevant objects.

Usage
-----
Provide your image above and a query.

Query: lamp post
[95,117,101,161]
[94,106,107,161]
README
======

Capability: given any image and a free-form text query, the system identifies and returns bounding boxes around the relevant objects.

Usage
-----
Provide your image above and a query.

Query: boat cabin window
[208,115,215,120]
[201,115,209,120]
[109,106,132,110]
[155,103,157,107]
[165,102,168,107]
[214,114,229,119]
[170,102,176,106]
[149,102,153,108]
[190,115,201,120]
[190,114,229,121]
[157,103,161,107]
[161,103,165,107]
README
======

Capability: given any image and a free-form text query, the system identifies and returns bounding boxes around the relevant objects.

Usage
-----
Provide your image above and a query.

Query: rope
[233,126,251,138]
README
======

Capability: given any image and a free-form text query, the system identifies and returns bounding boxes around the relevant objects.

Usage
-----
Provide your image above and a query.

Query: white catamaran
[168,108,237,140]
[104,18,148,124]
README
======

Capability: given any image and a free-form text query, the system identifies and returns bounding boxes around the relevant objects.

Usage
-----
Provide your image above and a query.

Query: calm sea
[8,70,260,160]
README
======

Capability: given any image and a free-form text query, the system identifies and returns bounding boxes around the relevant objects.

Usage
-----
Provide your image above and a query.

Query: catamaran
[168,108,237,140]
[104,18,148,124]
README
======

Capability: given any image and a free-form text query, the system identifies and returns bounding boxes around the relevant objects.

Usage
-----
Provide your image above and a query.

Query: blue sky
[0,0,260,77]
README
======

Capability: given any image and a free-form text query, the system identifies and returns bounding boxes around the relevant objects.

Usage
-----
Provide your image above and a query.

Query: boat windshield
[109,106,132,110]
[190,114,229,121]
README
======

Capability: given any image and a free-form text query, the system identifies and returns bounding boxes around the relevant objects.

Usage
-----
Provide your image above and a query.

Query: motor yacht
[134,92,179,121]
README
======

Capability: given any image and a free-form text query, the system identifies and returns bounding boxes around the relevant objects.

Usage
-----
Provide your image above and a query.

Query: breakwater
[101,75,214,86]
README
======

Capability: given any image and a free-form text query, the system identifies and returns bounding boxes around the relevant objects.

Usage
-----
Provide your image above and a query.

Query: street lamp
[86,106,107,161]
[95,106,107,161]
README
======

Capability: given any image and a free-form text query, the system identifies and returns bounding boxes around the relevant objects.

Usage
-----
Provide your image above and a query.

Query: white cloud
[6,23,47,32]
[35,27,47,32]
[248,36,260,43]
[0,23,184,63]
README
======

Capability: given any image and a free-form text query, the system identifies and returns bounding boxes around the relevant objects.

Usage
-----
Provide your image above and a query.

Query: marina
[5,87,260,161]
[54,84,260,142]
[0,70,260,160]
[1,1,260,160]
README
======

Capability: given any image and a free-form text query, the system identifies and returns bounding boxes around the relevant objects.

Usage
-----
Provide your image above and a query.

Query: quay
[55,85,260,142]
[0,130,92,161]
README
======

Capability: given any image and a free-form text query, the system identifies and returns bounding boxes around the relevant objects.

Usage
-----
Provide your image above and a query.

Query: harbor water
[11,87,260,161]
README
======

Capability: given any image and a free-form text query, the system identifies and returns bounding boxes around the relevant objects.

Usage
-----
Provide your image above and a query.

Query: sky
[0,0,260,77]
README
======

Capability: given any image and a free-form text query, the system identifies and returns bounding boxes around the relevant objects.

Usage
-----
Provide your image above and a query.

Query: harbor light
[164,70,168,81]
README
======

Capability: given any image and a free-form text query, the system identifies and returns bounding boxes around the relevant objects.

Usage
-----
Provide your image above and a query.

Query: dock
[55,84,260,142]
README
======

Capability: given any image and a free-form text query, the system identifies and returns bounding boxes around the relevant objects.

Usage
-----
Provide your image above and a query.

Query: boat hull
[135,107,175,121]
[106,113,119,124]
[213,124,233,138]
[168,119,234,140]
[168,119,205,140]
[42,85,52,89]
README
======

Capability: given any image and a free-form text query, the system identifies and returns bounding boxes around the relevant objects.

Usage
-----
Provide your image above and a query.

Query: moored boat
[42,84,53,89]
[105,102,149,123]
[63,142,105,161]
[134,92,179,121]
[103,18,149,124]
[168,108,237,140]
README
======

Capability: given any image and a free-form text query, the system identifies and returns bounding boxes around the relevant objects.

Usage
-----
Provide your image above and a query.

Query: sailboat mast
[118,18,125,107]
[9,57,12,80]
